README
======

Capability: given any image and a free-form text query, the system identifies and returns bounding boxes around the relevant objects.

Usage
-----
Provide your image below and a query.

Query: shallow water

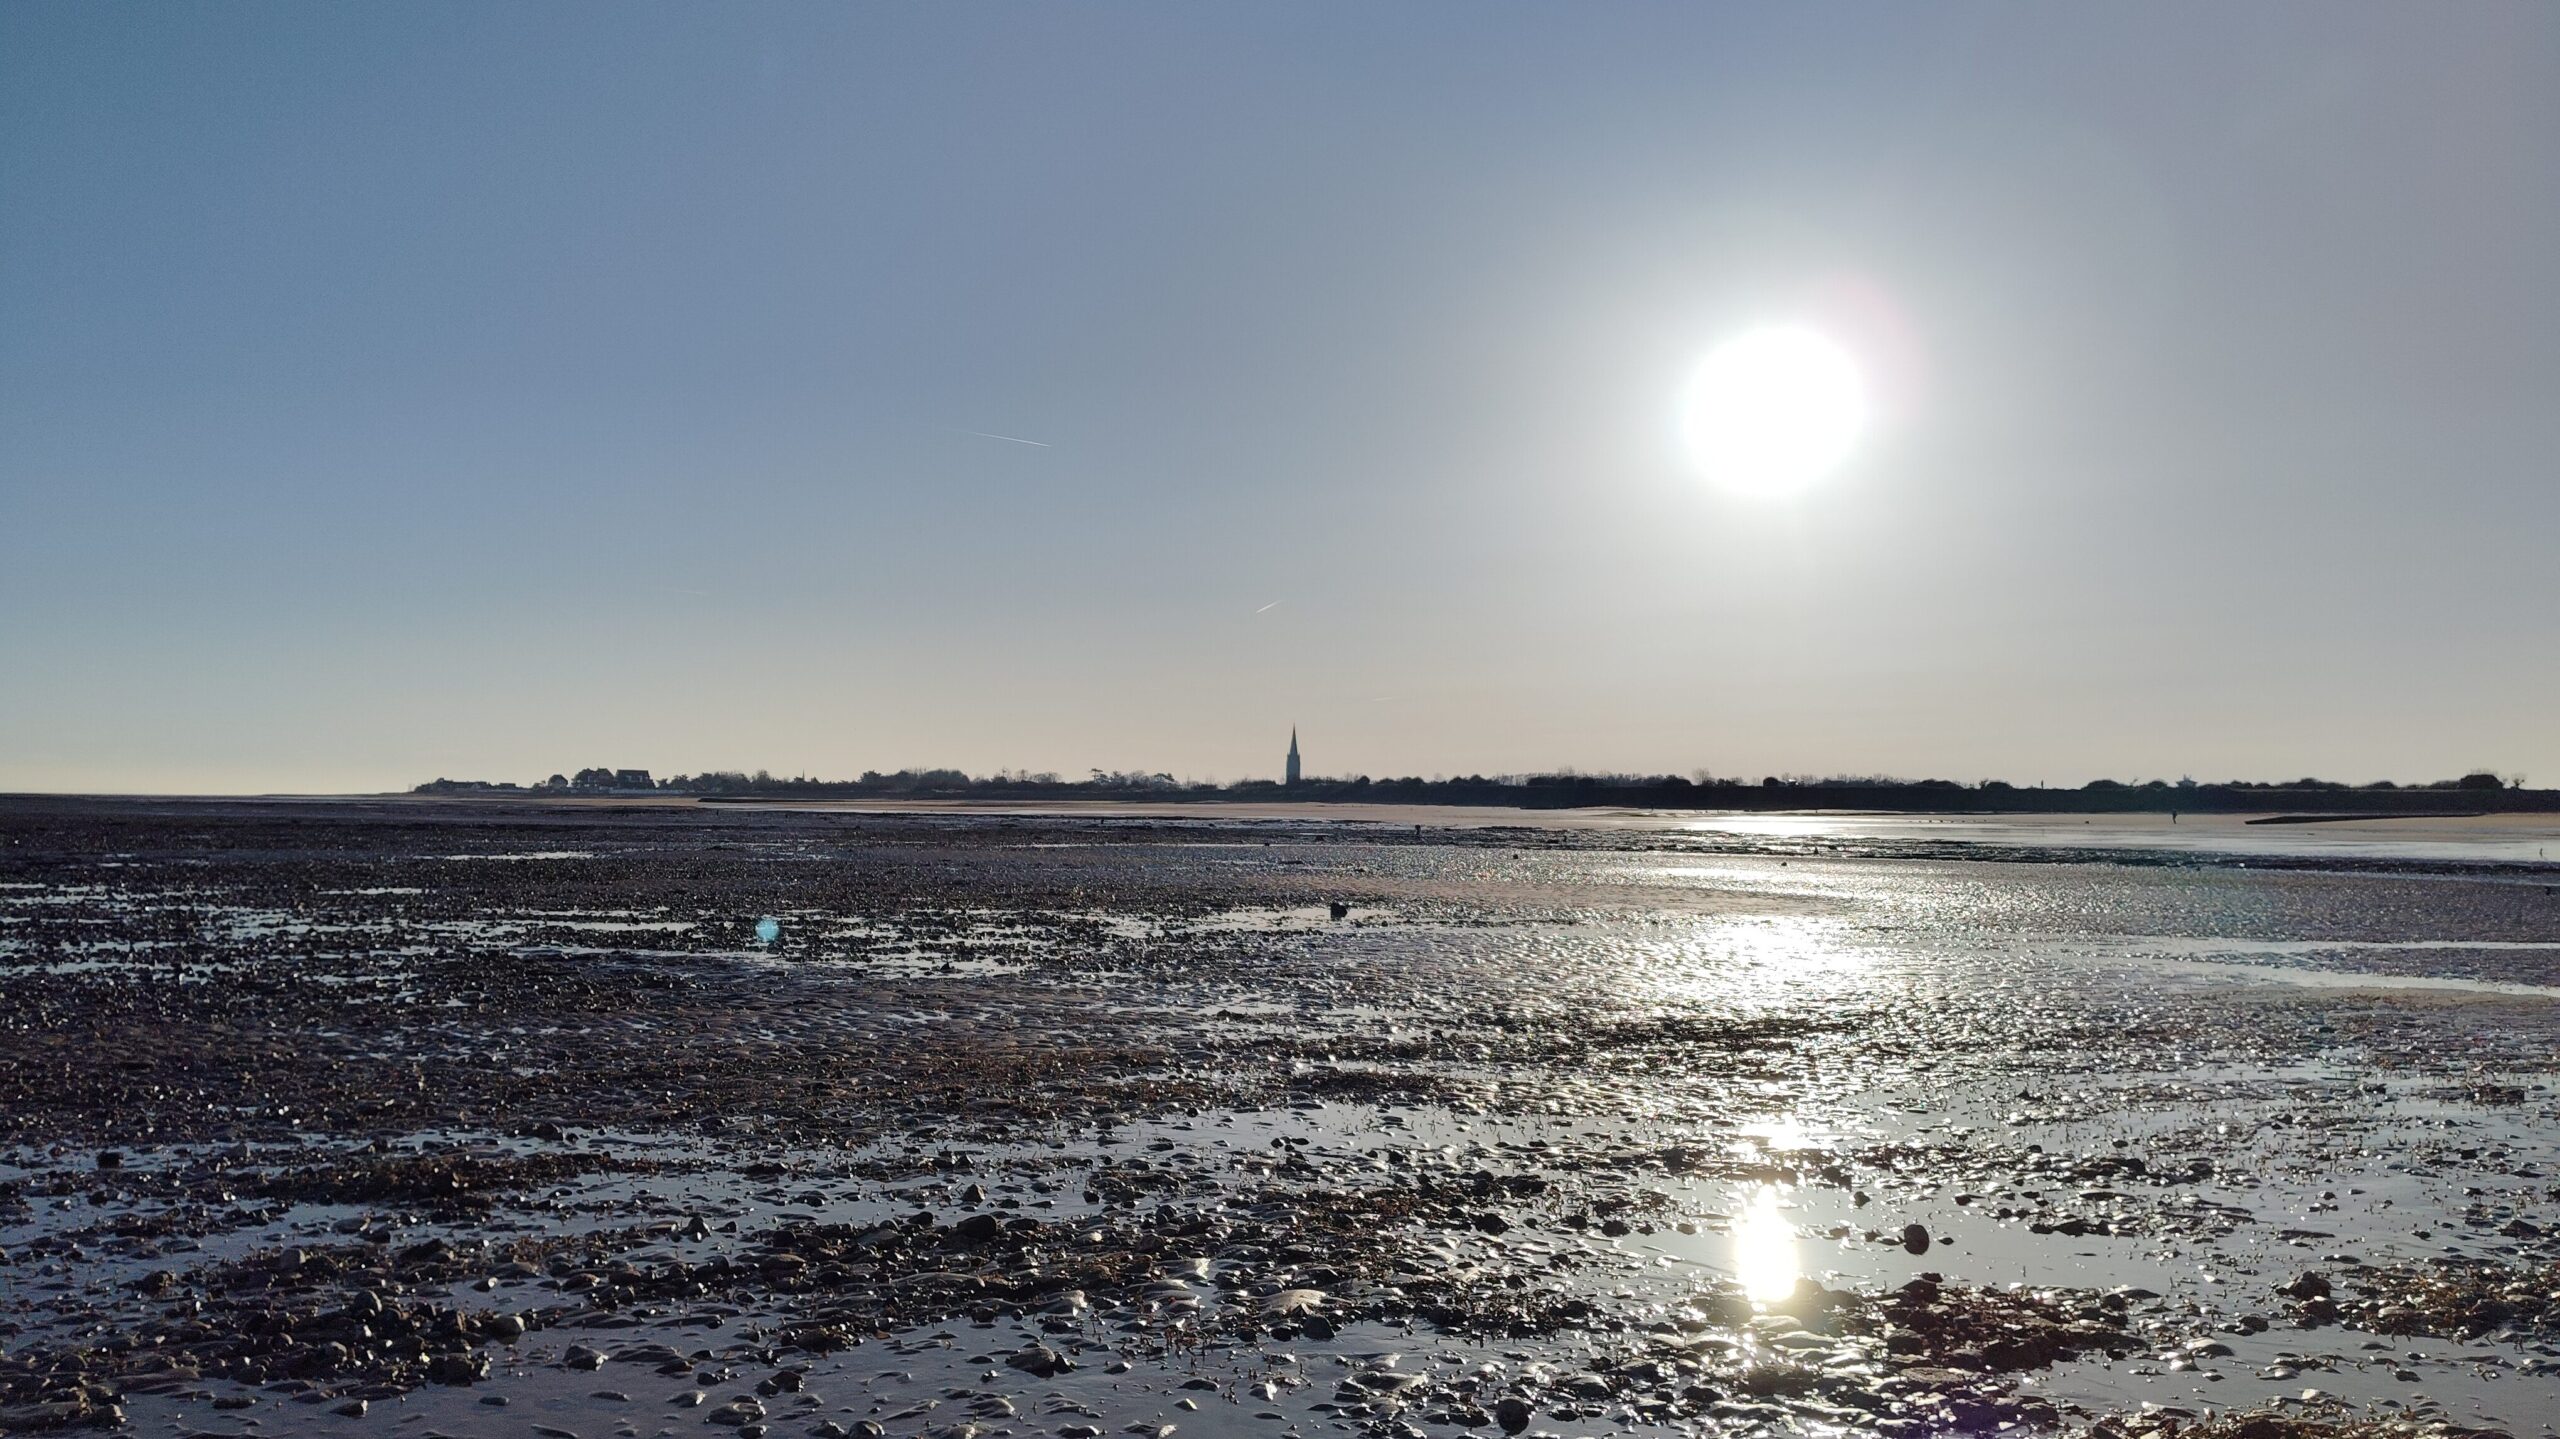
[1,798,2555,1438]
[1674,811,2560,866]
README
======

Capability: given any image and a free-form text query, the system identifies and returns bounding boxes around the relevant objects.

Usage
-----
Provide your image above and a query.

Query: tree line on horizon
[414,766,2543,812]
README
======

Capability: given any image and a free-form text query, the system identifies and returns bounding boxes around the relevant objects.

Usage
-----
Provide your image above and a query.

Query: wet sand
[467,796,2560,864]
[2,797,2555,1438]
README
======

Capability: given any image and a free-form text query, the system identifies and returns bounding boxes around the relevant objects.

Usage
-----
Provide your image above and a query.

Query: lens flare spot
[754,916,781,945]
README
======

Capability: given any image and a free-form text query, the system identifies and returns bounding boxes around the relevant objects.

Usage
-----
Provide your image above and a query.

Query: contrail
[1254,600,1281,614]
[967,430,1051,448]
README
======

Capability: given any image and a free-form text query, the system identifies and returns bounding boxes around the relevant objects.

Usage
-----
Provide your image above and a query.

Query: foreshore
[2,797,2554,1438]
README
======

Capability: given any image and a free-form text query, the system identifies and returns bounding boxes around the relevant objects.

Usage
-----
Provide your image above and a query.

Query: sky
[4,2,2556,793]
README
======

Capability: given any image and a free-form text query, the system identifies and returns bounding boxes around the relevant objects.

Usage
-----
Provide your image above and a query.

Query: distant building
[570,767,656,793]
[1285,728,1301,787]
[614,769,654,790]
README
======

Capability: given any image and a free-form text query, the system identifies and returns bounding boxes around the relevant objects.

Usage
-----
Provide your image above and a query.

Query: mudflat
[2,796,2555,1438]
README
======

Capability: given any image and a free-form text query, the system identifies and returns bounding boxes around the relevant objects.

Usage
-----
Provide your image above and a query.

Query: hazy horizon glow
[4,3,2556,794]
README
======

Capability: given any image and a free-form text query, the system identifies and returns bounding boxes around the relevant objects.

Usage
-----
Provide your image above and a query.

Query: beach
[2,796,2555,1438]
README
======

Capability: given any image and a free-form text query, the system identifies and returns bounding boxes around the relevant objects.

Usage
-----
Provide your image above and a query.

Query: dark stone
[1005,1344,1071,1378]
[2279,1272,2331,1301]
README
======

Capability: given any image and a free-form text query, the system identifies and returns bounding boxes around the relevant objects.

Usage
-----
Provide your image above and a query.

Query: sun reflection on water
[1737,1118,1821,1154]
[1622,914,1876,1016]
[1732,1185,1799,1304]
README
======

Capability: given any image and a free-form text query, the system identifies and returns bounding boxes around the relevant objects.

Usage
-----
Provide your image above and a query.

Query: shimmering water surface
[1,799,2554,1439]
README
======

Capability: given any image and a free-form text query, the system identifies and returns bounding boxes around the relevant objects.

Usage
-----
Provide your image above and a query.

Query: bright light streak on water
[1733,1185,1799,1304]
[754,916,780,945]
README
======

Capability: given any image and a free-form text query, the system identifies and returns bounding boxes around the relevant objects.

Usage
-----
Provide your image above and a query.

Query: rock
[0,1400,115,1431]
[563,1343,608,1370]
[1006,1343,1073,1378]
[427,1351,489,1385]
[1472,1213,1510,1235]
[2280,1272,2332,1301]
[1263,1288,1326,1317]
[1495,1397,1532,1434]
[1901,1223,1930,1255]
[952,1213,1003,1244]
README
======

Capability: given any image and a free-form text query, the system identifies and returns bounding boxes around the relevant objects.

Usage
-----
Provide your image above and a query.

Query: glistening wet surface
[1,797,2555,1439]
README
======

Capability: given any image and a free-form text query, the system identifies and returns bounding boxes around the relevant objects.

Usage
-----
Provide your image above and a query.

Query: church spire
[1285,727,1301,787]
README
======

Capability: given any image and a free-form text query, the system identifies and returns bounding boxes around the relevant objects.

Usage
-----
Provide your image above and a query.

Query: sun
[1681,326,1867,494]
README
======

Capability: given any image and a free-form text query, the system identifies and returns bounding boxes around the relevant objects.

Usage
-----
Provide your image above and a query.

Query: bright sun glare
[1732,1184,1800,1304]
[1682,326,1867,494]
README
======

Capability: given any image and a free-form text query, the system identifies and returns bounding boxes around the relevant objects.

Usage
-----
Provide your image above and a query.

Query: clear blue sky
[4,2,2555,792]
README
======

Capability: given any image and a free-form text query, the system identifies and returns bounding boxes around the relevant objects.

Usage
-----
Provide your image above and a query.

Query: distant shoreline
[674,784,2560,818]
[2247,811,2492,826]
[12,786,2560,819]
[407,770,2555,818]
